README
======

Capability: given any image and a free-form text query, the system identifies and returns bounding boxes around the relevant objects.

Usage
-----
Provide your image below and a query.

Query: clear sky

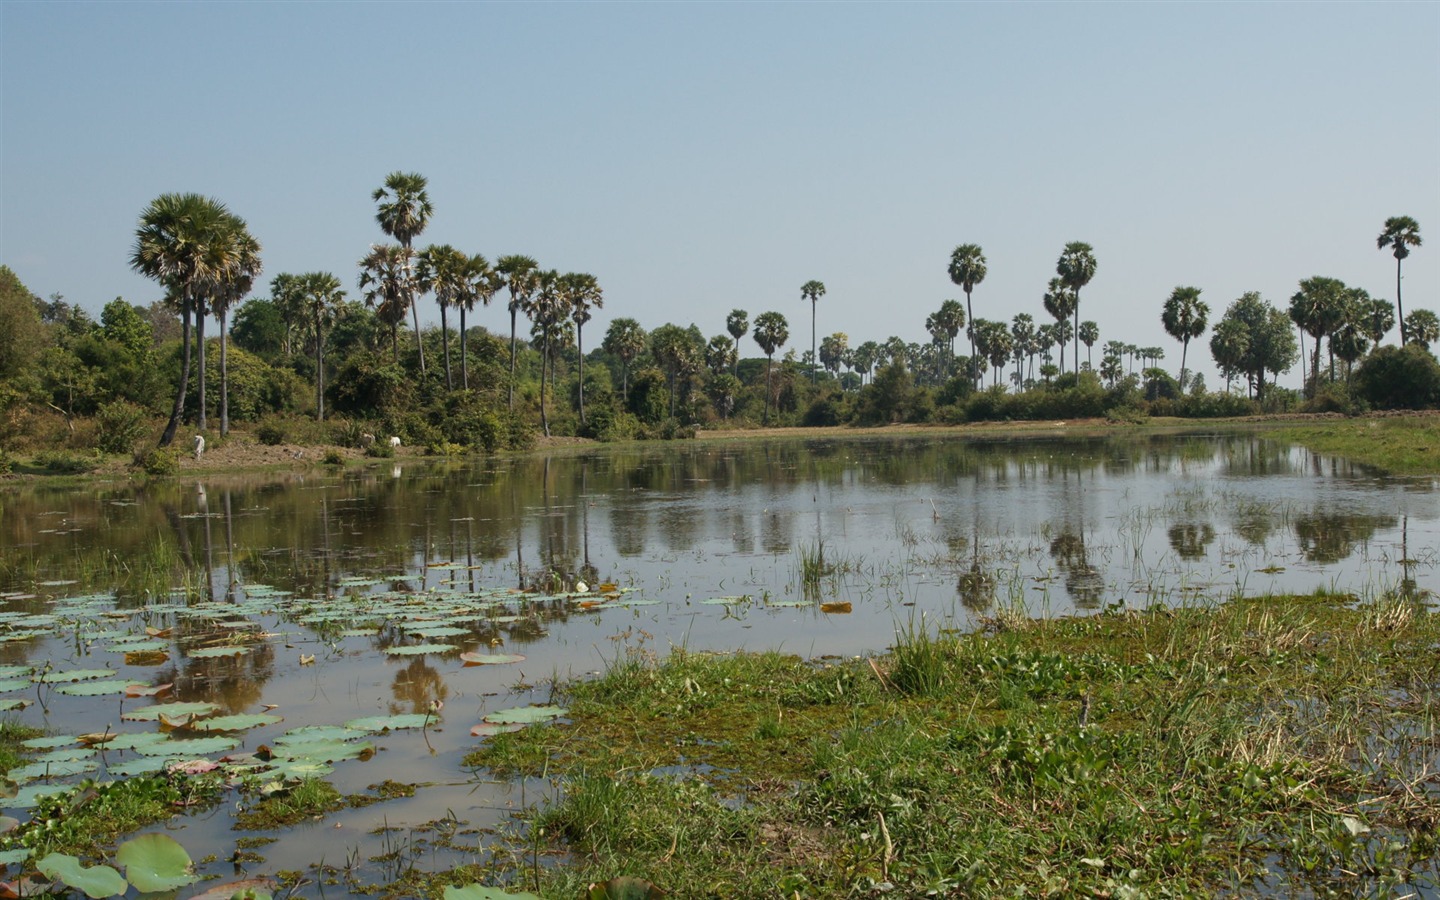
[3,1,1437,387]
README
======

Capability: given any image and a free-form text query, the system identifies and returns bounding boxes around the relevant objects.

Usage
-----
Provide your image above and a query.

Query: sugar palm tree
[300,272,345,420]
[527,269,564,437]
[1011,314,1037,383]
[1377,216,1421,345]
[1042,278,1077,374]
[1161,286,1208,388]
[947,245,987,385]
[753,311,789,424]
[415,244,470,390]
[456,253,498,391]
[1056,242,1097,372]
[1361,296,1396,350]
[800,280,826,382]
[1289,276,1347,396]
[1408,309,1440,349]
[707,335,738,377]
[726,310,748,376]
[130,192,234,447]
[358,244,412,363]
[372,171,432,372]
[496,254,540,409]
[269,273,306,357]
[1078,320,1100,371]
[210,219,262,436]
[602,318,647,402]
[561,272,603,425]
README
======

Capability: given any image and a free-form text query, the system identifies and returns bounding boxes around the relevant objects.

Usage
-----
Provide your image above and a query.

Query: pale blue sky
[2,1,1437,386]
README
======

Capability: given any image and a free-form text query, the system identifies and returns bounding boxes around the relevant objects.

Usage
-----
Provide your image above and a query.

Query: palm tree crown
[1056,242,1096,374]
[947,244,987,383]
[1377,216,1421,345]
[373,172,432,371]
[801,280,826,382]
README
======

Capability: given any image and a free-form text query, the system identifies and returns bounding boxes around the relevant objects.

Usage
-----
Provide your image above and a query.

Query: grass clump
[1267,415,1440,474]
[234,778,344,830]
[465,594,1440,897]
[0,774,222,859]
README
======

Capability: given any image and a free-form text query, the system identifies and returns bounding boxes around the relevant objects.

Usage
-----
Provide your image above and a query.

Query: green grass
[463,593,1440,898]
[0,774,222,859]
[1267,415,1440,474]
[233,778,345,830]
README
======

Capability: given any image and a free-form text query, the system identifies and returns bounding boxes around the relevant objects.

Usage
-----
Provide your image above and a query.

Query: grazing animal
[193,435,205,459]
[389,436,402,449]
[360,433,375,448]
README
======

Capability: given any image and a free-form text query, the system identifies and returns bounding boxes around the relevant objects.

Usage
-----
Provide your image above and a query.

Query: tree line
[0,182,1435,465]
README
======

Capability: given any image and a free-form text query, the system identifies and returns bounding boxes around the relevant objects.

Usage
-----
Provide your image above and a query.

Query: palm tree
[561,272,603,425]
[300,272,345,420]
[929,299,965,377]
[1289,276,1347,396]
[496,254,540,409]
[800,280,826,382]
[947,245,987,385]
[852,341,878,385]
[1361,296,1396,350]
[457,253,498,391]
[1042,278,1077,374]
[415,244,470,391]
[752,311,789,424]
[210,219,262,437]
[1056,242,1097,372]
[707,335,737,377]
[819,332,848,380]
[130,192,233,447]
[1011,314,1036,383]
[1377,216,1422,345]
[1078,320,1100,371]
[269,273,306,357]
[358,244,411,362]
[527,269,564,437]
[372,172,433,372]
[1161,286,1208,388]
[650,325,696,418]
[602,318,647,402]
[1408,309,1440,349]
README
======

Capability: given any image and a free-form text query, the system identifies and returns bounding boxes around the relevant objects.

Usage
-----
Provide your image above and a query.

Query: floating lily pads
[54,680,130,697]
[123,682,172,697]
[383,643,458,656]
[80,731,168,750]
[36,669,117,683]
[0,847,33,865]
[34,747,96,764]
[135,736,239,757]
[116,834,197,893]
[104,757,173,777]
[272,739,373,763]
[272,725,357,745]
[9,758,100,781]
[483,705,568,725]
[36,853,126,899]
[187,713,283,732]
[20,735,77,750]
[0,699,31,712]
[0,666,32,679]
[0,679,32,693]
[186,645,253,659]
[470,722,527,738]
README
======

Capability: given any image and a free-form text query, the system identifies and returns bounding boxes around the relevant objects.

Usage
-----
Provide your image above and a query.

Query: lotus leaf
[9,758,99,781]
[187,645,253,659]
[470,723,527,737]
[0,679,32,693]
[483,705,568,725]
[383,643,458,656]
[36,668,116,683]
[187,713,283,732]
[134,736,239,756]
[344,713,435,732]
[81,731,168,750]
[20,736,78,749]
[115,834,197,893]
[55,680,130,697]
[443,885,541,900]
[0,666,31,678]
[123,682,172,697]
[105,757,172,777]
[121,701,219,721]
[34,747,96,764]
[0,847,33,865]
[460,652,526,666]
[0,698,33,712]
[273,725,357,745]
[36,853,126,899]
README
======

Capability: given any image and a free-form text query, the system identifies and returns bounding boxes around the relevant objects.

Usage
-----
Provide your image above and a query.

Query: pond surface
[0,430,1435,890]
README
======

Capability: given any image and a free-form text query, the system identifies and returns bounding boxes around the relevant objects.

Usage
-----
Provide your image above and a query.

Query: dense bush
[94,400,149,454]
[35,449,97,474]
[255,419,288,446]
[134,447,179,476]
[1354,345,1440,410]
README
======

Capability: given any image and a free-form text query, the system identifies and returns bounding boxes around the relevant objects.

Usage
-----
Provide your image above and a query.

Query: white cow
[193,435,205,459]
[389,436,402,449]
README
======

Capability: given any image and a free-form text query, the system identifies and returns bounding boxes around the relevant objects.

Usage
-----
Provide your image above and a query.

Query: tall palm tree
[1011,314,1037,383]
[947,244,987,385]
[269,273,306,357]
[456,253,498,391]
[416,244,469,390]
[1407,308,1440,349]
[726,310,748,376]
[372,171,432,372]
[602,318,647,402]
[1078,320,1100,371]
[300,272,345,421]
[1361,296,1396,350]
[800,280,826,382]
[561,272,603,425]
[358,244,411,362]
[1160,286,1208,388]
[1056,242,1096,372]
[1377,216,1421,345]
[1289,276,1347,396]
[1042,278,1078,374]
[130,192,233,447]
[527,269,564,437]
[496,254,540,409]
[752,311,788,424]
[210,219,262,436]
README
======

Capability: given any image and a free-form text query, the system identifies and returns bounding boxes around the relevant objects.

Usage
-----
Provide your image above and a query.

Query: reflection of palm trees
[391,657,447,715]
[1294,513,1394,564]
[163,642,276,715]
[1049,529,1103,609]
[1166,522,1216,560]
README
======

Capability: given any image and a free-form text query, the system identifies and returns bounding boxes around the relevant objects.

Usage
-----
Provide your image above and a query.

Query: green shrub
[94,401,149,454]
[0,450,11,476]
[1176,391,1256,418]
[364,442,395,459]
[1355,344,1440,410]
[328,418,370,449]
[322,448,345,466]
[255,419,288,446]
[35,449,97,474]
[134,447,179,476]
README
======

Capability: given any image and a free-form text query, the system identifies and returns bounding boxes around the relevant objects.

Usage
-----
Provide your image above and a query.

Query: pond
[0,430,1435,892]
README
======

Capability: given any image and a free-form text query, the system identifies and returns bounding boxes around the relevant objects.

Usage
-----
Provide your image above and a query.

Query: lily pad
[0,679,33,693]
[36,668,116,683]
[135,736,239,757]
[116,834,197,893]
[186,645,253,659]
[483,705,568,725]
[80,732,168,751]
[444,886,541,900]
[20,736,78,750]
[105,757,173,777]
[0,698,32,711]
[0,847,33,865]
[186,713,283,732]
[273,725,357,745]
[0,666,31,679]
[9,758,100,781]
[36,853,126,899]
[121,701,219,722]
[273,739,373,763]
[344,713,435,732]
[470,722,527,738]
[54,680,130,697]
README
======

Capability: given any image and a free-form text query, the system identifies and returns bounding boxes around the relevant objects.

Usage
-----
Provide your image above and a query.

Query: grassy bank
[1264,415,1440,475]
[462,591,1440,898]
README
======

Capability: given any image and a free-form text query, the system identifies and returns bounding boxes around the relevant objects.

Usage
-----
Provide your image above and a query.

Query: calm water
[0,431,1435,887]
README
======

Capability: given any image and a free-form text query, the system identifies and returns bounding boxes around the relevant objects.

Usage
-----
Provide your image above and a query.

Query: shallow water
[0,431,1435,890]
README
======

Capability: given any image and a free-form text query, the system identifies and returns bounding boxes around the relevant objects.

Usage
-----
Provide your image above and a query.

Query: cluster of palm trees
[130,193,261,446]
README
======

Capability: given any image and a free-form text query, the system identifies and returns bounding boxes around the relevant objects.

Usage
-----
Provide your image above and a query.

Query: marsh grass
[1267,416,1440,474]
[464,593,1440,897]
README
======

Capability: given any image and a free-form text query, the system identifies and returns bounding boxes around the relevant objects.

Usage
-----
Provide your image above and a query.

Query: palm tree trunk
[964,287,976,389]
[810,301,817,383]
[219,312,230,436]
[577,326,586,426]
[315,310,325,421]
[1073,303,1080,380]
[1396,258,1408,345]
[539,346,550,437]
[160,295,194,448]
[440,302,452,390]
[764,357,772,424]
[459,307,469,391]
[1179,339,1188,389]
[196,306,208,432]
[391,323,400,364]
[508,307,518,410]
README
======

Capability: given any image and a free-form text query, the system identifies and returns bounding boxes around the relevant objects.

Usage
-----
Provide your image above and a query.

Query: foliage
[1353,344,1440,410]
[94,400,150,454]
[133,445,180,475]
[255,417,288,445]
[34,449,98,474]
[0,266,45,381]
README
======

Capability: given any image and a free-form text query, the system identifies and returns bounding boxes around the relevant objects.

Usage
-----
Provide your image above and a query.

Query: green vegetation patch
[1267,415,1440,474]
[465,594,1440,897]
[233,778,345,831]
[0,774,222,859]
